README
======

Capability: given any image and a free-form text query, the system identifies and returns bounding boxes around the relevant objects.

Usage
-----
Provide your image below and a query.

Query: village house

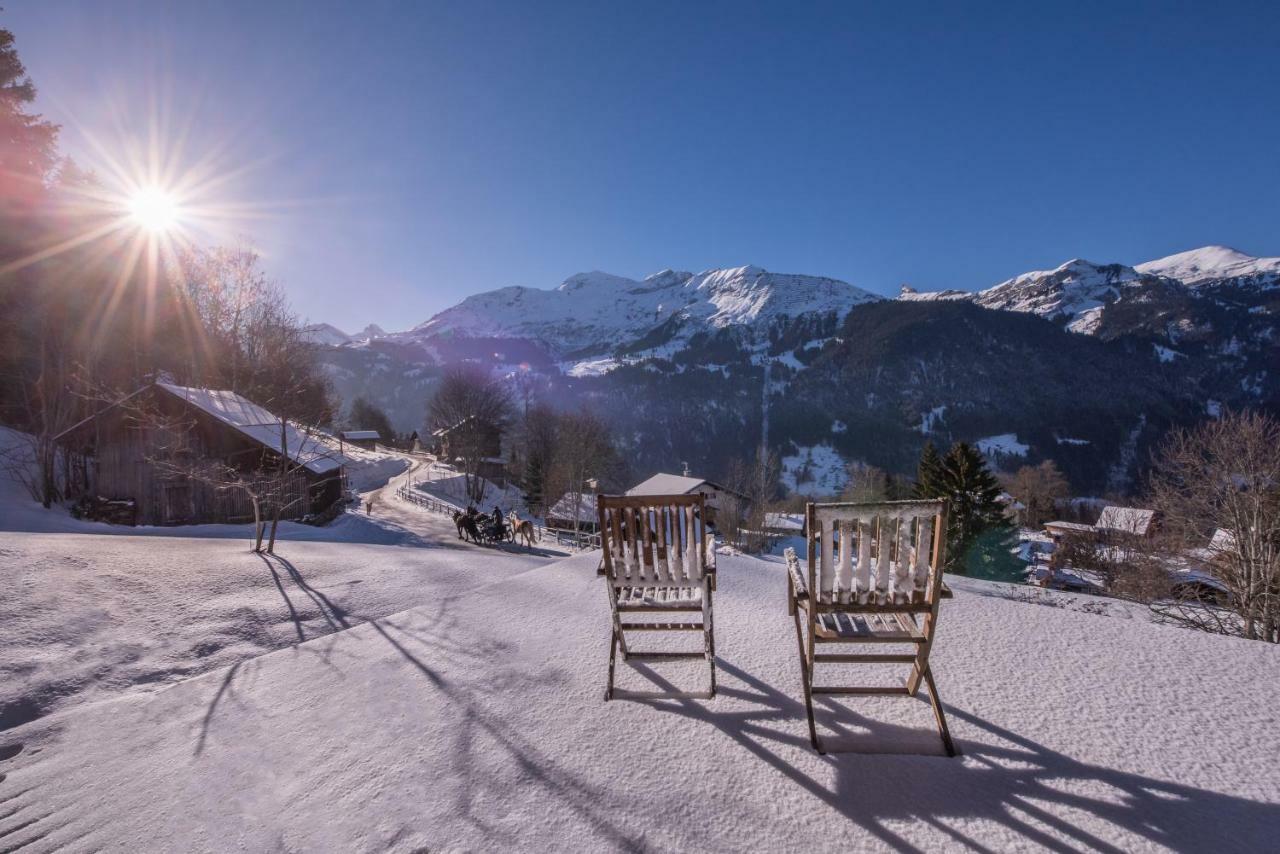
[545,490,599,534]
[429,415,505,482]
[54,383,347,526]
[625,472,747,527]
[1095,506,1158,539]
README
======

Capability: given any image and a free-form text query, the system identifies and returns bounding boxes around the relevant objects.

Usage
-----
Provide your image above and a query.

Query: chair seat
[813,611,924,641]
[614,584,703,608]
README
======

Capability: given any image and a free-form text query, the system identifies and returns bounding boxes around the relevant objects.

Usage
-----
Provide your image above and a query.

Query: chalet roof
[156,384,346,476]
[627,473,708,496]
[1044,521,1095,534]
[56,383,347,476]
[341,430,381,441]
[1095,506,1156,536]
[547,491,597,524]
[764,512,805,532]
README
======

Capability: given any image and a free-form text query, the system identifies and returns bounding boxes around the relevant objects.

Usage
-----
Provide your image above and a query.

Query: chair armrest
[704,538,717,590]
[784,547,808,601]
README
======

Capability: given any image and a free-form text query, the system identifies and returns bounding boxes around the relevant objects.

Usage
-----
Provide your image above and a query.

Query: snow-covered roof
[1208,528,1237,555]
[156,383,346,476]
[1044,521,1095,535]
[546,491,597,524]
[341,430,381,441]
[626,473,710,496]
[1095,506,1156,536]
[764,512,805,531]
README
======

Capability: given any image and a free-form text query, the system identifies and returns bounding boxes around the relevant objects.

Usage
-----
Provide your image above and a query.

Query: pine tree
[913,441,944,499]
[915,441,1020,579]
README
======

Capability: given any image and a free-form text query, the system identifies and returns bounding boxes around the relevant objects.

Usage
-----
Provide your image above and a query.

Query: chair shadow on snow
[195,564,649,853]
[622,658,1280,852]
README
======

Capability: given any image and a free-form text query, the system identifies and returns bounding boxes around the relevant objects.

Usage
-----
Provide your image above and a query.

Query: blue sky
[9,1,1280,330]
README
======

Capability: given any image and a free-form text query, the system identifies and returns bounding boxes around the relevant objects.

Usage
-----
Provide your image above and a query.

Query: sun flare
[127,187,181,233]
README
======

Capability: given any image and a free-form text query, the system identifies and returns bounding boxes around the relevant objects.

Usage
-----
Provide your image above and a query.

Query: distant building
[545,491,599,533]
[340,430,381,451]
[55,383,347,526]
[625,472,746,526]
[1043,520,1095,541]
[1095,506,1158,539]
[428,416,505,482]
[763,512,806,537]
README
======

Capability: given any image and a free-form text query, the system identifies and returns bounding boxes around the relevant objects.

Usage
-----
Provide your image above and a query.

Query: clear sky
[8,0,1279,331]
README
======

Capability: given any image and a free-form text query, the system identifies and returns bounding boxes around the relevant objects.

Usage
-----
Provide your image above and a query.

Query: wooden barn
[55,382,348,526]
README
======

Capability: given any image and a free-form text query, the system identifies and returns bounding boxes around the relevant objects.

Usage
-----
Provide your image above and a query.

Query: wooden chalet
[55,383,347,526]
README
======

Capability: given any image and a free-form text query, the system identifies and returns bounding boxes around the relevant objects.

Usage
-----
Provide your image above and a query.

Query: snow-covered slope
[972,259,1151,332]
[407,265,881,356]
[3,544,1278,850]
[1136,245,1280,286]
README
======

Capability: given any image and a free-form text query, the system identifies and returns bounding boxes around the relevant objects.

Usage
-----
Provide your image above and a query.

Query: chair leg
[705,584,717,698]
[922,667,957,757]
[792,603,822,753]
[605,628,618,701]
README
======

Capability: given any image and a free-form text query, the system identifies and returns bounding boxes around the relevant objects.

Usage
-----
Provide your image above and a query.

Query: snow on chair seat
[597,493,717,700]
[613,586,703,608]
[787,498,956,756]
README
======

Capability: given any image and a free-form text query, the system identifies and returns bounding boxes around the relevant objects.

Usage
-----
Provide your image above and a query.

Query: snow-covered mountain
[1135,245,1280,286]
[899,245,1278,336]
[971,259,1153,334]
[405,265,880,358]
[301,322,353,347]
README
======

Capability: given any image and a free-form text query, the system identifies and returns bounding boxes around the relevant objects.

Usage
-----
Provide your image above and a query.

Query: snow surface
[780,444,849,495]
[975,433,1030,458]
[0,456,561,731]
[1135,245,1280,286]
[2,541,1279,850]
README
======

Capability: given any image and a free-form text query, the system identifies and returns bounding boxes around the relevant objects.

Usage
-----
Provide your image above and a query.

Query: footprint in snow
[0,743,22,762]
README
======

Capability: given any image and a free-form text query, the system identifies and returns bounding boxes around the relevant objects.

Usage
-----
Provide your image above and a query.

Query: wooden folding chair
[787,499,956,755]
[597,493,717,700]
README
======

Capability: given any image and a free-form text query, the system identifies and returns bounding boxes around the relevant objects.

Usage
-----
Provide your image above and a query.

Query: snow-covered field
[0,459,566,731]
[2,466,1280,850]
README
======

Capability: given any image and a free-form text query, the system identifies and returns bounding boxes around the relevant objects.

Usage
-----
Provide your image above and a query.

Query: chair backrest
[598,494,708,587]
[807,499,948,606]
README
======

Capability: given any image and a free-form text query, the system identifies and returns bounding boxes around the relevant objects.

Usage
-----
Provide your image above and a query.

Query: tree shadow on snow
[624,659,1280,852]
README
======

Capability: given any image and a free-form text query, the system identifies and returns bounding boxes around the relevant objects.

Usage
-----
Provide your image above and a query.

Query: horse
[509,511,538,549]
[452,509,482,544]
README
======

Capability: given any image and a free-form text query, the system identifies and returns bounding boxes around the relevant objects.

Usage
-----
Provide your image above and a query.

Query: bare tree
[547,408,617,542]
[722,449,780,553]
[1004,460,1070,528]
[1148,410,1280,642]
[426,366,511,504]
[839,460,888,504]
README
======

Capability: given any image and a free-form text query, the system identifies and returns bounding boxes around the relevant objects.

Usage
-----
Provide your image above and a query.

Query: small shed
[340,430,381,451]
[55,383,347,526]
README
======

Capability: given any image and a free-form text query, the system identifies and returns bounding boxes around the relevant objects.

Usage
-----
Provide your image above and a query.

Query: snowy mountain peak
[1135,245,1280,285]
[301,322,352,347]
[402,265,881,358]
[556,270,638,292]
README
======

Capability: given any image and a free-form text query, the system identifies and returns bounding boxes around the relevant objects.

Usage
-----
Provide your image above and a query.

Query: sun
[127,187,182,233]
